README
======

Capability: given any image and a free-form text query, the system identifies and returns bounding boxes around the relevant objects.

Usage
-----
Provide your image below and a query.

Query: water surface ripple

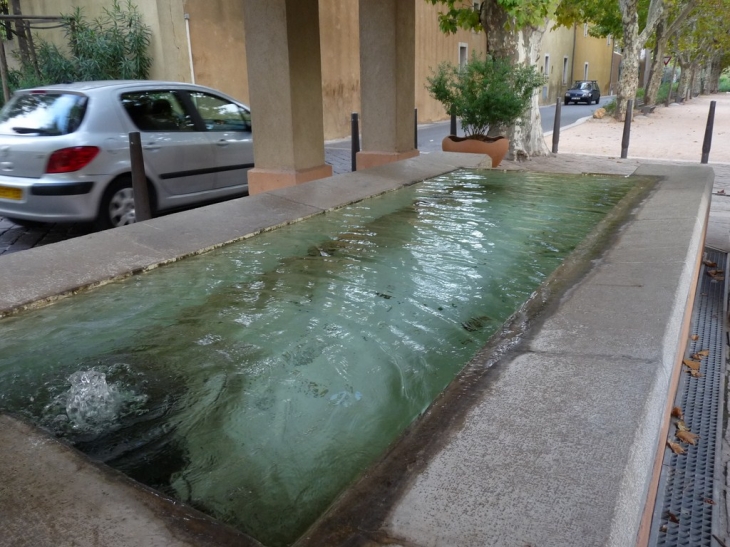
[0,170,634,546]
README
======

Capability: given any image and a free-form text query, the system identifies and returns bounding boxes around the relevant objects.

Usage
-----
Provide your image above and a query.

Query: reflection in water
[0,170,635,546]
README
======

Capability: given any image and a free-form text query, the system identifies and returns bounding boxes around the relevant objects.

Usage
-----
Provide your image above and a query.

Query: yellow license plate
[0,186,22,200]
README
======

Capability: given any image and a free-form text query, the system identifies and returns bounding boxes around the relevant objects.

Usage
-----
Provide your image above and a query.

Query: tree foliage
[554,0,648,40]
[9,0,152,92]
[426,54,546,136]
[425,0,556,36]
[424,1,555,158]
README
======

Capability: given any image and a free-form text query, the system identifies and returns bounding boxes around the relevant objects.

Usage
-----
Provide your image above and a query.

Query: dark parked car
[564,80,601,105]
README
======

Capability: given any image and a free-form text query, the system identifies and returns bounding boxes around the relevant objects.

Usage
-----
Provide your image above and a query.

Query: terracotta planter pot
[441,135,509,168]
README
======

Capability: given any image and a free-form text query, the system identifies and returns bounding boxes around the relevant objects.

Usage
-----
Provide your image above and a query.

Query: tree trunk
[615,0,663,120]
[709,55,722,93]
[10,0,30,69]
[615,42,641,120]
[480,1,550,160]
[615,0,642,120]
[677,55,691,100]
[644,17,666,105]
[690,63,701,97]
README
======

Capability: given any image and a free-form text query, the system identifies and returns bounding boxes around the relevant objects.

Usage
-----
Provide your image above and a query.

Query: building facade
[15,1,616,142]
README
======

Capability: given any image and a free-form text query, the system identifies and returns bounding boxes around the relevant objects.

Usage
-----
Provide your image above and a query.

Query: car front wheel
[96,176,138,230]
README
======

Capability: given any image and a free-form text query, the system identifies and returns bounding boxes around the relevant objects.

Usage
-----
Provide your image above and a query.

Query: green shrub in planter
[426,54,545,137]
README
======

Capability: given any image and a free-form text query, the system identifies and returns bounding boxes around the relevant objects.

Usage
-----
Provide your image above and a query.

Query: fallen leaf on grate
[667,511,680,523]
[691,334,699,341]
[683,358,701,370]
[676,430,699,445]
[676,420,689,432]
[696,349,710,358]
[703,260,718,267]
[668,441,685,454]
[704,498,716,505]
[690,370,703,378]
[671,406,684,420]
[707,269,725,281]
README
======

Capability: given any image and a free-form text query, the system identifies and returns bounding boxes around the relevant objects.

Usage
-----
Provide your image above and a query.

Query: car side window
[188,92,251,132]
[121,91,195,132]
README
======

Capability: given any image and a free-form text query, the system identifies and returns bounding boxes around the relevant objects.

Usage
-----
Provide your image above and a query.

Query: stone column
[357,0,419,170]
[242,0,332,194]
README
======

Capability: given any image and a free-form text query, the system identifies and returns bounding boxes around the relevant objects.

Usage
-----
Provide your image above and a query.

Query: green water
[0,170,635,546]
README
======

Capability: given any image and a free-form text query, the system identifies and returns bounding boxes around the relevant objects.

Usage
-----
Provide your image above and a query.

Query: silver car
[0,80,253,229]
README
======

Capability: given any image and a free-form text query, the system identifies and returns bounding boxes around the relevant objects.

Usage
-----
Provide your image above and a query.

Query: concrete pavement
[1,94,729,546]
[0,154,713,547]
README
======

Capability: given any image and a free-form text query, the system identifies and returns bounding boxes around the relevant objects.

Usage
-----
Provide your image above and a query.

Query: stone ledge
[0,156,714,547]
[0,414,261,547]
[297,164,714,547]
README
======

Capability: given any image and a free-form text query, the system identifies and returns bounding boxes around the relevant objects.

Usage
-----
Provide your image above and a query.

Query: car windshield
[0,92,88,136]
[571,82,592,90]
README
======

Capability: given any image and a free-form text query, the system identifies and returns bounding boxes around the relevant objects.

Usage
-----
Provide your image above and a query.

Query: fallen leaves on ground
[668,441,686,454]
[683,358,702,370]
[676,430,699,445]
[706,269,725,281]
[703,260,718,268]
[691,334,699,341]
[671,406,684,420]
[667,511,680,523]
[690,370,703,378]
[676,420,689,432]
[696,349,710,358]
[704,498,716,505]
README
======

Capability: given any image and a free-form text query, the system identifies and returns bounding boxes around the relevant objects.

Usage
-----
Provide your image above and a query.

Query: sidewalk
[0,96,727,546]
[549,93,730,253]
[551,94,730,164]
[551,92,730,544]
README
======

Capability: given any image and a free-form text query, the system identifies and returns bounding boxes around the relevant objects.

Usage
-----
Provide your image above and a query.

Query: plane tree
[642,0,697,105]
[555,0,665,119]
[425,0,558,160]
[678,0,730,95]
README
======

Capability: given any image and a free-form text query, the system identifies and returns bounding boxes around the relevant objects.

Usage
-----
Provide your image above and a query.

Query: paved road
[541,95,613,132]
[0,99,611,256]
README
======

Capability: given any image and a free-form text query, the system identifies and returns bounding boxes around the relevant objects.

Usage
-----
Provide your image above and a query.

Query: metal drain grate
[649,248,728,546]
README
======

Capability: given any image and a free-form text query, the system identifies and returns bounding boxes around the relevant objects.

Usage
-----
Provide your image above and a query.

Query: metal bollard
[450,111,457,136]
[701,100,716,164]
[620,100,633,159]
[128,132,151,222]
[414,108,418,149]
[351,112,360,172]
[552,99,562,154]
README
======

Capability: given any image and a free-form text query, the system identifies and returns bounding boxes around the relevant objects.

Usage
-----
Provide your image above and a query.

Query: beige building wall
[414,3,487,126]
[538,21,575,105]
[20,0,485,139]
[573,25,615,95]
[184,0,248,102]
[21,0,190,82]
[319,0,360,141]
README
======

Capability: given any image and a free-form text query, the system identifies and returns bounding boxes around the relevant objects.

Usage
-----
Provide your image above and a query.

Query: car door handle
[143,143,161,151]
[216,139,229,146]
